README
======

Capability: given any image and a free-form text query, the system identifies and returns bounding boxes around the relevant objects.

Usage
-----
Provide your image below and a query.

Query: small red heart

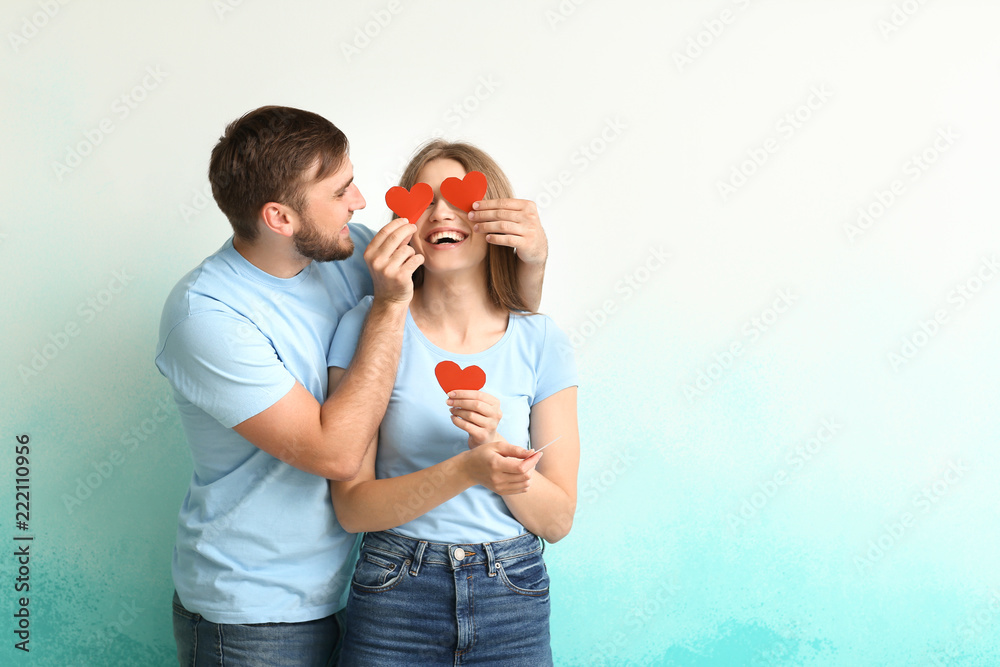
[385,182,433,224]
[434,361,486,393]
[440,171,488,213]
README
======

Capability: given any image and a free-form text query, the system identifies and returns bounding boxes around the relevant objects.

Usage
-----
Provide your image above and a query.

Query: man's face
[292,157,366,262]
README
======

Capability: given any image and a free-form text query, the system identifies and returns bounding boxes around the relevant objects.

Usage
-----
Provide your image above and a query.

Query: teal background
[3,1,999,665]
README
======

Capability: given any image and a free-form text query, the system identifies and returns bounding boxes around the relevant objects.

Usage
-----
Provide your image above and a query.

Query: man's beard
[293,213,354,262]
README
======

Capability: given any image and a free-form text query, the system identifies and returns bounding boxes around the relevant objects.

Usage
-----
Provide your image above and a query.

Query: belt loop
[540,536,546,555]
[483,542,497,577]
[410,540,428,577]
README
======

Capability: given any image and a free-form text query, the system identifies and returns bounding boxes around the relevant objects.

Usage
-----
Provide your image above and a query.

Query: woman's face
[410,158,489,275]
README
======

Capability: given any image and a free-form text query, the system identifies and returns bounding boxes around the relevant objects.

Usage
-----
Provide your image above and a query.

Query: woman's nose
[429,196,454,221]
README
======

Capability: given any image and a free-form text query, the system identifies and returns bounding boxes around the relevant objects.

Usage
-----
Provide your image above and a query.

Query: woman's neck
[411,267,508,353]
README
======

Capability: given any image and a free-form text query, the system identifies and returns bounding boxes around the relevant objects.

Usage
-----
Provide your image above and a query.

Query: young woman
[326,141,579,665]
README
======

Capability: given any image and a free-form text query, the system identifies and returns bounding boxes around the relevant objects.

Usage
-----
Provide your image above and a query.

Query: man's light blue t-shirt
[155,223,374,624]
[328,295,578,543]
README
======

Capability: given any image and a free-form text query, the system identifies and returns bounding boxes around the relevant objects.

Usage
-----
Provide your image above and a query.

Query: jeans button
[454,547,466,561]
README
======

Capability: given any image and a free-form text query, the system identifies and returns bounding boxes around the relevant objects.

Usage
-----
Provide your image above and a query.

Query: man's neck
[232,235,310,279]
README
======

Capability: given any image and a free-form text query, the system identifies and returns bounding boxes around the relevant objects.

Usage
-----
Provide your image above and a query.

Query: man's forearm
[518,260,546,312]
[320,299,408,478]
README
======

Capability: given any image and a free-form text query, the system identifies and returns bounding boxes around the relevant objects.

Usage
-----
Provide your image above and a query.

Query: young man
[155,106,547,666]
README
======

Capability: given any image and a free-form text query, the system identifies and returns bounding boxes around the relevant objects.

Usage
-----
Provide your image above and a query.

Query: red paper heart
[440,171,487,213]
[434,361,486,393]
[385,182,433,224]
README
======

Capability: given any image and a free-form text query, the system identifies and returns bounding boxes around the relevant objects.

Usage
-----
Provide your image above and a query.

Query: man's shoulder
[159,240,242,323]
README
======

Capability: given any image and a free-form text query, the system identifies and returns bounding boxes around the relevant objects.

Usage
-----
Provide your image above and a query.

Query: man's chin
[295,239,354,263]
[315,243,354,263]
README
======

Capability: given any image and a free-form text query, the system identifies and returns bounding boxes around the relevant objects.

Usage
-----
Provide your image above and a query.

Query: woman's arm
[499,387,579,543]
[326,368,541,534]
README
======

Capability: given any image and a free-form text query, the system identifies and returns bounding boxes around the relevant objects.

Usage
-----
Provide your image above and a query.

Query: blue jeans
[172,592,343,666]
[338,530,552,666]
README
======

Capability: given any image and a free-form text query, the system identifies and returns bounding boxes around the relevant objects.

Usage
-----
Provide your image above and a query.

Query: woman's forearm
[333,442,538,533]
[501,470,576,543]
[333,454,474,534]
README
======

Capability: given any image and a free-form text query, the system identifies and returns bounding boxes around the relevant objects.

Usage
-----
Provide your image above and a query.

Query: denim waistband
[361,530,543,575]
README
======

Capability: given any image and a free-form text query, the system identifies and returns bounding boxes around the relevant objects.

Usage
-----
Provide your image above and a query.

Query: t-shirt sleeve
[533,316,579,405]
[328,295,374,369]
[350,224,377,299]
[155,311,297,428]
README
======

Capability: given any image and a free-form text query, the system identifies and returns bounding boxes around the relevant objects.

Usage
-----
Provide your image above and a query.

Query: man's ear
[260,202,297,239]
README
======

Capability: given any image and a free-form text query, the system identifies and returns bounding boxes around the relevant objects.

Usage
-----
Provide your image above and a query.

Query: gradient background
[3,1,999,665]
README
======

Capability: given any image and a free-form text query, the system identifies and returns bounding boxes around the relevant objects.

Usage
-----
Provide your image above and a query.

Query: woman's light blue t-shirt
[329,295,578,543]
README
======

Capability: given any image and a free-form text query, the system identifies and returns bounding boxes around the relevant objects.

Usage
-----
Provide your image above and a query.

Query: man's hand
[364,218,424,304]
[469,198,547,266]
[461,441,542,495]
[448,390,502,449]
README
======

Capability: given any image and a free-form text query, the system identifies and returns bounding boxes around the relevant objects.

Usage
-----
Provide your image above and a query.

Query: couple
[155,105,579,666]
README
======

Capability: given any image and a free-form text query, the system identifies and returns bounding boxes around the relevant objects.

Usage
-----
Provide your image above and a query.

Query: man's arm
[469,198,547,311]
[233,219,422,480]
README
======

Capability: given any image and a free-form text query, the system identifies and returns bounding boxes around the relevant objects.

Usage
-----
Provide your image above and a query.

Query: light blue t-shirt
[155,223,375,624]
[328,295,578,543]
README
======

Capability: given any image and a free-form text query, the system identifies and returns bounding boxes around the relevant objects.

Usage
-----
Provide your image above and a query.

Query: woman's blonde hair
[399,140,529,313]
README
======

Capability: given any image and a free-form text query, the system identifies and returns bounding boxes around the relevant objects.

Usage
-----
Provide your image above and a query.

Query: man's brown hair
[209,106,349,241]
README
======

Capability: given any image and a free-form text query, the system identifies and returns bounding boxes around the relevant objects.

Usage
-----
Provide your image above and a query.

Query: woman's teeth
[429,231,467,244]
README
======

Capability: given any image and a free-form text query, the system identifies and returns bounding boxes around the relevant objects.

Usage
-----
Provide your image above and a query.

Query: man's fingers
[386,242,417,266]
[383,222,418,251]
[399,252,424,274]
[368,217,409,247]
[484,233,520,248]
[473,219,523,235]
[472,198,529,211]
[366,219,415,259]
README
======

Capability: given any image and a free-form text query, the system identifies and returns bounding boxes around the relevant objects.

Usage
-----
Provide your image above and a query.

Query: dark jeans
[339,530,552,666]
[172,592,343,666]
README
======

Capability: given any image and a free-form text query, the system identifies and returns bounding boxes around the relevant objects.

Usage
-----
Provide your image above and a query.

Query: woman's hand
[461,441,542,495]
[448,390,503,448]
[468,198,547,266]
